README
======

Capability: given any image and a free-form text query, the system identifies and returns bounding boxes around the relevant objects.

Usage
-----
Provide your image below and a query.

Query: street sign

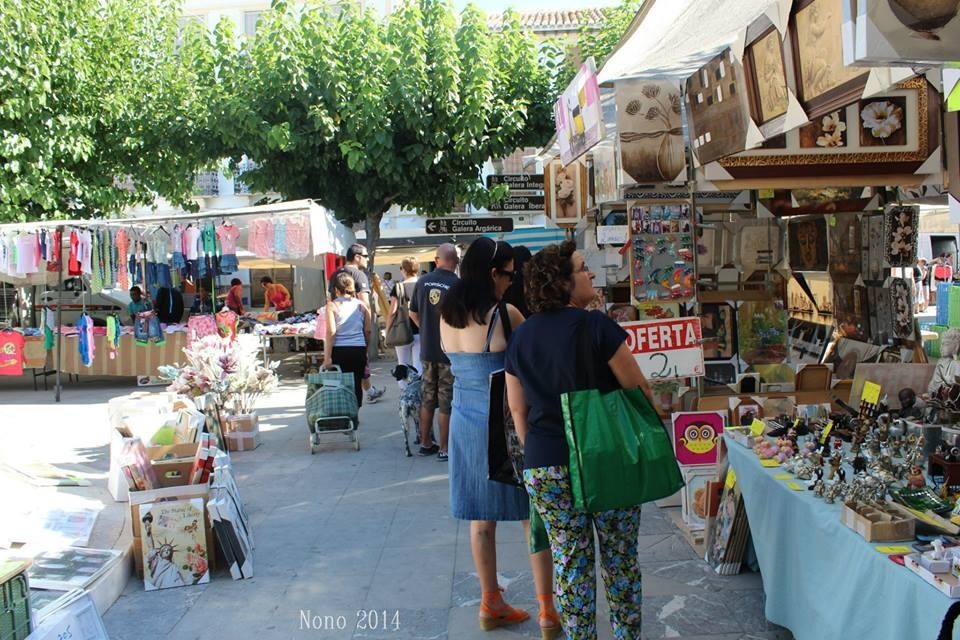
[620,317,704,381]
[486,195,545,212]
[424,218,514,234]
[486,174,545,191]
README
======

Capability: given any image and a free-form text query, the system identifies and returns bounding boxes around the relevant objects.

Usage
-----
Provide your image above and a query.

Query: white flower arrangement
[861,101,904,140]
[816,112,846,148]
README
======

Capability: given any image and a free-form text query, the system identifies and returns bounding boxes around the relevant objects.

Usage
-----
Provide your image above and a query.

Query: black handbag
[487,302,524,487]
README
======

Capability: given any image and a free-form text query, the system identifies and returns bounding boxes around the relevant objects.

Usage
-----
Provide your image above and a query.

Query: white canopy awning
[598,0,784,82]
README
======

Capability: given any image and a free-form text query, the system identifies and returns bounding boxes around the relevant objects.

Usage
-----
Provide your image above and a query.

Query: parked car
[37,278,132,326]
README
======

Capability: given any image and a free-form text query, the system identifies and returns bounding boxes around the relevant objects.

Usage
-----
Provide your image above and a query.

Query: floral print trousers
[523,465,643,640]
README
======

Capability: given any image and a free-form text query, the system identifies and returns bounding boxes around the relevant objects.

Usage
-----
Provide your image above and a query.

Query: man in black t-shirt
[327,243,384,403]
[409,243,460,459]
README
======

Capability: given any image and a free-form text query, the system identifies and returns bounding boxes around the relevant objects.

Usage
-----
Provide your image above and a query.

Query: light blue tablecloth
[724,434,959,640]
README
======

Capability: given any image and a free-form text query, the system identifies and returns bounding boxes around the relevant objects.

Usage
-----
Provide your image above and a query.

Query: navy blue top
[505,308,627,469]
[410,268,459,364]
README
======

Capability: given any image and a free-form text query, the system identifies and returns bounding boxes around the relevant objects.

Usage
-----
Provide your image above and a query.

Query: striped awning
[483,226,568,253]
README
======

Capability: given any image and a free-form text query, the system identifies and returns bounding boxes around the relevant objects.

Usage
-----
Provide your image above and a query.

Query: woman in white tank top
[323,272,371,407]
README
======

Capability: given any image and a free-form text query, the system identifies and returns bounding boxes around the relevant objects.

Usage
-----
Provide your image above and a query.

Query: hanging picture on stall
[705,361,739,390]
[824,337,884,380]
[799,110,848,148]
[554,57,604,166]
[737,302,788,364]
[671,411,725,466]
[828,213,862,276]
[738,221,781,272]
[684,49,752,165]
[859,96,909,147]
[591,144,620,205]
[851,0,960,65]
[788,319,832,364]
[701,303,737,360]
[833,280,870,341]
[615,78,686,183]
[545,159,587,224]
[888,277,916,340]
[788,218,828,271]
[883,204,919,267]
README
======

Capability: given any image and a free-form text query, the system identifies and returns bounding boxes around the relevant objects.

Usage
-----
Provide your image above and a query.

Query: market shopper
[323,272,371,410]
[260,276,292,312]
[387,257,421,390]
[916,258,928,312]
[505,240,650,640]
[328,244,385,403]
[438,238,558,637]
[409,243,460,458]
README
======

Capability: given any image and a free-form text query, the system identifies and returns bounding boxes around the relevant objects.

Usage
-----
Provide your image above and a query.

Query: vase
[656,132,685,181]
[888,0,960,39]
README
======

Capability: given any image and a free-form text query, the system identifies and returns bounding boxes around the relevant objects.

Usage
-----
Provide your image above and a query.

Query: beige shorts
[420,361,453,414]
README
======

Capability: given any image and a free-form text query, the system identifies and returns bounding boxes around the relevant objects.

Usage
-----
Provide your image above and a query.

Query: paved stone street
[0,355,791,640]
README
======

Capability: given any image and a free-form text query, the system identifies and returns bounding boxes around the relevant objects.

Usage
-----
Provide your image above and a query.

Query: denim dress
[447,349,530,521]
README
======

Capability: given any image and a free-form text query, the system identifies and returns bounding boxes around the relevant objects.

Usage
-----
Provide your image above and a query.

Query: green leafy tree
[0,0,207,222]
[187,0,559,262]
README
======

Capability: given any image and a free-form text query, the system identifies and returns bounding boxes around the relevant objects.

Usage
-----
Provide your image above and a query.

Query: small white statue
[932,538,946,561]
[929,328,960,396]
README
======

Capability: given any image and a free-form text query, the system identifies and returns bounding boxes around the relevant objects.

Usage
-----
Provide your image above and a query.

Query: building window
[244,11,263,37]
[193,171,220,197]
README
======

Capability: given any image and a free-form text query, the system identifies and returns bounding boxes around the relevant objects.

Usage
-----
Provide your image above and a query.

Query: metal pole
[54,225,64,403]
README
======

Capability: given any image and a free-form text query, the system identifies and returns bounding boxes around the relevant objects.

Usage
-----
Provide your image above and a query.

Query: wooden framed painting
[788,217,829,272]
[684,49,751,165]
[789,0,870,120]
[545,159,587,225]
[744,26,790,125]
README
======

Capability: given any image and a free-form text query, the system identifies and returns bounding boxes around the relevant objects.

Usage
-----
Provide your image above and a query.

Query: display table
[23,333,187,377]
[724,434,959,640]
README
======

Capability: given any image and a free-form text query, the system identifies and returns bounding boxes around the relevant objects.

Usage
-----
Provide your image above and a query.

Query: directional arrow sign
[424,218,514,234]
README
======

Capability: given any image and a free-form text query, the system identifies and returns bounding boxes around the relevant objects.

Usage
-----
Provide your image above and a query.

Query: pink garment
[182,225,202,260]
[15,234,38,274]
[187,314,219,343]
[284,216,311,258]
[216,223,240,255]
[247,218,275,258]
[115,229,130,290]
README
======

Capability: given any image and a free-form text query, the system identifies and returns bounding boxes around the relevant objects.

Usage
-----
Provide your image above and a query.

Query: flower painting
[883,204,919,267]
[860,97,907,146]
[799,110,847,148]
[616,79,686,183]
[889,277,915,340]
[737,302,788,364]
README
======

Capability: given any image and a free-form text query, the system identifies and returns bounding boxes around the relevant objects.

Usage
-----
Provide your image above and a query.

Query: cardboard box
[128,482,210,540]
[225,431,261,452]
[224,412,258,434]
[841,501,915,542]
[147,443,200,487]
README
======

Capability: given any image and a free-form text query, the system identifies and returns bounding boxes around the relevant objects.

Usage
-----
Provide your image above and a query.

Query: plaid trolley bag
[305,366,360,453]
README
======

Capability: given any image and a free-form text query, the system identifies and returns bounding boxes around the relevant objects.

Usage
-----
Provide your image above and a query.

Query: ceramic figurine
[828,453,842,480]
[807,467,824,489]
[932,539,946,561]
[928,329,960,396]
[907,464,927,489]
[897,389,924,420]
[852,455,868,474]
[824,477,847,504]
[813,476,827,498]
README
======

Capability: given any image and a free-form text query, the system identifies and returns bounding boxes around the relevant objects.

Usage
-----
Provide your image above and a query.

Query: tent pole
[54,225,64,403]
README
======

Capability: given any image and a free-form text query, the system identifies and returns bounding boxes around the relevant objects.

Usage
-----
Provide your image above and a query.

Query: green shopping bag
[528,497,550,554]
[561,318,684,512]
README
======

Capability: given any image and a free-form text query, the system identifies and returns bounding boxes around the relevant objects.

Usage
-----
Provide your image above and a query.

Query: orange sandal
[538,611,563,640]
[478,601,530,630]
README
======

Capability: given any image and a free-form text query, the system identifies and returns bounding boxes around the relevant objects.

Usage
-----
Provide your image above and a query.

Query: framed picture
[705,361,739,389]
[701,302,737,360]
[738,220,782,272]
[671,411,725,466]
[883,204,919,267]
[545,159,587,225]
[738,301,788,364]
[684,49,751,165]
[788,217,829,272]
[799,110,848,148]
[854,0,960,65]
[888,277,915,340]
[744,26,790,124]
[139,498,210,591]
[591,144,619,205]
[833,279,870,341]
[734,402,763,426]
[616,78,686,183]
[681,467,717,530]
[859,96,908,146]
[790,0,870,119]
[828,213,862,276]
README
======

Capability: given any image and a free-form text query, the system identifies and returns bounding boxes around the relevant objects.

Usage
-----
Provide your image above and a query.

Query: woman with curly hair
[504,240,654,640]
[439,237,559,637]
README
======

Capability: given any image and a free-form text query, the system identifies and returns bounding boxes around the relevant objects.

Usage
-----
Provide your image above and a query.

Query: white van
[37,278,132,326]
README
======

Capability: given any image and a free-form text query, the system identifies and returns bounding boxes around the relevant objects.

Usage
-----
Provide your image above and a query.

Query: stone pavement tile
[717,590,784,634]
[452,570,536,608]
[637,534,702,564]
[284,573,372,613]
[103,582,210,639]
[642,560,764,593]
[642,593,744,637]
[298,545,384,577]
[352,607,448,640]
[454,539,534,575]
[384,509,459,548]
[365,543,456,609]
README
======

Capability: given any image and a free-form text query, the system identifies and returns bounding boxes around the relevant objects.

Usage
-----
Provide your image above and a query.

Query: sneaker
[437,451,448,461]
[418,444,440,456]
[366,386,386,403]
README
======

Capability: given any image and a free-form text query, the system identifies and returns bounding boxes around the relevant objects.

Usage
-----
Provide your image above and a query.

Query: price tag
[750,419,766,437]
[620,318,706,380]
[774,473,793,480]
[785,482,804,491]
[760,459,781,467]
[725,468,737,489]
[875,545,913,554]
[793,418,800,429]
[758,189,775,199]
[819,420,834,444]
[862,381,882,405]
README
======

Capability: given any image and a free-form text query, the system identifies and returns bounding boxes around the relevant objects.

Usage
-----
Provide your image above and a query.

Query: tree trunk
[365,210,383,362]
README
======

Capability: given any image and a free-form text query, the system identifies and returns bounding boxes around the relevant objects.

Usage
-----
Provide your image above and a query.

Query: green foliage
[557,0,641,87]
[188,0,560,248]
[0,0,206,222]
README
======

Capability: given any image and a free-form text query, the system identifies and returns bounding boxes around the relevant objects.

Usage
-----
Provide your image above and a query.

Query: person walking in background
[501,245,532,318]
[382,271,394,297]
[260,276,292,312]
[388,257,421,390]
[329,244,385,403]
[323,272,371,411]
[439,238,558,637]
[409,243,459,459]
[916,258,928,312]
[505,241,652,640]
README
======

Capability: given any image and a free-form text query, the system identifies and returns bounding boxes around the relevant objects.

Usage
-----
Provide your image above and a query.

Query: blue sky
[454,0,619,12]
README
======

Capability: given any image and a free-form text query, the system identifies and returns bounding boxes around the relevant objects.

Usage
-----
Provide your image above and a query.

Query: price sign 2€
[619,317,705,380]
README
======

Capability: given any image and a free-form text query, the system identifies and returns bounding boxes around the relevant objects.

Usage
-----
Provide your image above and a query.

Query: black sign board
[486,174,544,191]
[486,195,546,212]
[425,218,514,234]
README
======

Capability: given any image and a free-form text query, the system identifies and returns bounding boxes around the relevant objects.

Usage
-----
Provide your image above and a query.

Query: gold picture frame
[745,27,789,124]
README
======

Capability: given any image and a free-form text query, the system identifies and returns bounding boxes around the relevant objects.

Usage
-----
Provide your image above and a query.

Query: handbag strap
[498,299,512,341]
[483,306,500,353]
[574,314,599,390]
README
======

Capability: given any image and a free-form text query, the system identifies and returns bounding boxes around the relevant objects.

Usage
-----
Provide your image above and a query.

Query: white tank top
[332,297,365,347]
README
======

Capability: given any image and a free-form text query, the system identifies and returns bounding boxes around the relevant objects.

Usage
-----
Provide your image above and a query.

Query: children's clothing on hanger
[106,314,121,359]
[15,233,39,274]
[171,224,186,272]
[285,215,311,258]
[78,229,93,275]
[183,225,202,260]
[0,330,25,376]
[68,230,81,276]
[134,310,165,346]
[78,313,95,367]
[216,222,240,273]
[187,314,219,344]
[215,309,239,341]
[45,228,62,273]
[115,228,130,290]
[247,218,274,258]
[90,231,104,294]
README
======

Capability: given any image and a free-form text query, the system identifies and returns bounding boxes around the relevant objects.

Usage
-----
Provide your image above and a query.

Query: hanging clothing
[134,310,164,346]
[68,231,81,276]
[45,229,62,273]
[90,231,104,294]
[77,313,95,367]
[43,308,55,351]
[285,215,311,258]
[78,230,93,275]
[201,222,219,257]
[15,233,38,274]
[183,225,202,261]
[106,314,121,359]
[216,222,240,255]
[216,309,239,341]
[115,228,130,290]
[0,330,25,376]
[187,315,219,343]
[247,218,274,257]
[103,228,114,289]
[273,219,288,257]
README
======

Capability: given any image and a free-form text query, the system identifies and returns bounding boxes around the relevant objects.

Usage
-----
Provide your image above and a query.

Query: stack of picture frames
[670,410,725,533]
